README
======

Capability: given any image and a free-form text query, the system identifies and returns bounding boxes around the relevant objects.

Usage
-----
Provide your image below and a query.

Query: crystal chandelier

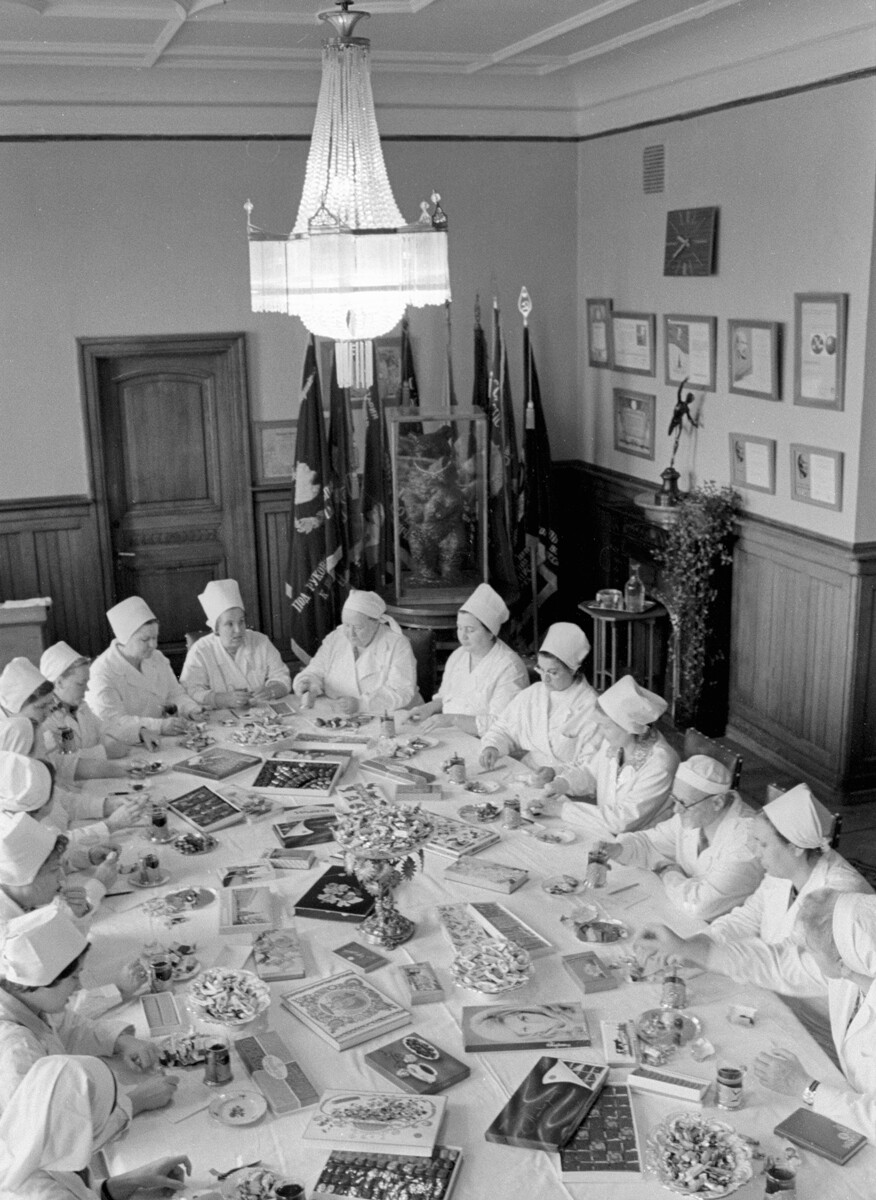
[246,1,451,388]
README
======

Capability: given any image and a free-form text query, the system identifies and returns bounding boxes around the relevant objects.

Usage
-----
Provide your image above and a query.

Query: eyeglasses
[671,792,713,812]
[535,665,570,680]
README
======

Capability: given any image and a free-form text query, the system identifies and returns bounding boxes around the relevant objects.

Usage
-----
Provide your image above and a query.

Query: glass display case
[386,407,488,606]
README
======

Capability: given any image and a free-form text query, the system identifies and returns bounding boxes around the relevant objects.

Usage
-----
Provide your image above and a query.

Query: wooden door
[80,335,257,661]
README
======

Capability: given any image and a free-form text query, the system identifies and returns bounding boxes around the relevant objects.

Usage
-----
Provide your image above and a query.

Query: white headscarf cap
[39,642,88,684]
[106,595,157,643]
[0,904,87,987]
[0,657,49,715]
[461,584,509,637]
[597,673,667,735]
[0,751,52,813]
[0,1055,117,1190]
[0,717,35,755]
[199,579,246,629]
[763,782,831,850]
[0,812,58,887]
[343,590,387,621]
[833,892,876,978]
[540,623,591,671]
[674,755,732,797]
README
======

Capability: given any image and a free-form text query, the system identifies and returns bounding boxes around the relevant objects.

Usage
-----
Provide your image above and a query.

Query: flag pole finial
[518,286,532,327]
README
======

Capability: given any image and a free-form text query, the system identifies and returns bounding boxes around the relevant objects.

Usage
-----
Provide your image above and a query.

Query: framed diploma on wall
[728,319,781,401]
[664,314,717,391]
[253,420,297,486]
[793,293,847,410]
[728,433,776,495]
[586,298,613,369]
[610,312,656,377]
[614,389,656,460]
[790,444,844,511]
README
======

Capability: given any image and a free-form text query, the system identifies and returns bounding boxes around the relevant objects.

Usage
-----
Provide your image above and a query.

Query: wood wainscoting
[253,487,294,659]
[555,460,876,805]
[0,496,110,656]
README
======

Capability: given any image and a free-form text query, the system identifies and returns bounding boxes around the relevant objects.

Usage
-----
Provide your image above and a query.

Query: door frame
[78,332,258,633]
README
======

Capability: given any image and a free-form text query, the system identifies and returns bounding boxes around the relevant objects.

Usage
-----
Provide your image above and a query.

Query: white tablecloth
[77,705,873,1200]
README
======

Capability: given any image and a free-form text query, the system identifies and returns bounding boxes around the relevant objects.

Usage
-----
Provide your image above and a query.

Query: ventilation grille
[643,145,665,194]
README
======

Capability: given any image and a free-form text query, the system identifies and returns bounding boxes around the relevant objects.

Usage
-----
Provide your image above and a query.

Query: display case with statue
[386,408,488,607]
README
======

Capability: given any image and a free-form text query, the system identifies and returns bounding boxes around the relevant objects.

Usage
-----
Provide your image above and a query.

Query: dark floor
[660,723,876,882]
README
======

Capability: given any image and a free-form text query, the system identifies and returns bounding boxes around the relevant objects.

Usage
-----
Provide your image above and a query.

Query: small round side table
[578,600,668,694]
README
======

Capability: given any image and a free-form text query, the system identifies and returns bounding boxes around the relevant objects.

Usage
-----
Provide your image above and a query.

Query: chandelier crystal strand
[247,2,450,350]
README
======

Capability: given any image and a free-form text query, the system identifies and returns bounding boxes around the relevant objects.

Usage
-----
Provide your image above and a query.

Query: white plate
[209,1091,268,1127]
[128,761,168,776]
[171,832,217,856]
[542,874,588,897]
[462,779,502,795]
[527,822,576,844]
[128,870,171,889]
[164,886,216,911]
[458,802,502,823]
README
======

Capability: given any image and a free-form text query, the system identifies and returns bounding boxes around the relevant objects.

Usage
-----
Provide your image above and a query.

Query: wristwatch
[801,1078,820,1106]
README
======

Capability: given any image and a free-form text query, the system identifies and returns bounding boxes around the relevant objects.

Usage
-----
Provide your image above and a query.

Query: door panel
[81,335,256,663]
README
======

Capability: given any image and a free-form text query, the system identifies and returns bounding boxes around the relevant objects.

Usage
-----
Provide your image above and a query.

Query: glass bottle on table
[624,564,646,613]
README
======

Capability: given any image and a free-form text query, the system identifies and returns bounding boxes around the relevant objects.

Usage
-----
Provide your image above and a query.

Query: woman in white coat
[0,658,55,757]
[180,578,291,709]
[292,590,417,715]
[406,583,528,736]
[0,1055,189,1200]
[39,644,130,782]
[479,623,599,791]
[86,597,201,746]
[754,891,876,1143]
[557,674,679,835]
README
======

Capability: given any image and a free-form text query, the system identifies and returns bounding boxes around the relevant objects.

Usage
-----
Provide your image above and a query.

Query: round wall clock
[663,206,718,276]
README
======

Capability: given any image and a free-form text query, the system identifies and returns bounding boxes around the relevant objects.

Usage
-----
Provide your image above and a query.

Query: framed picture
[252,420,297,485]
[613,388,656,460]
[790,444,844,511]
[610,311,656,376]
[794,292,848,410]
[586,298,613,369]
[664,314,717,391]
[374,336,403,403]
[727,319,781,401]
[728,433,776,495]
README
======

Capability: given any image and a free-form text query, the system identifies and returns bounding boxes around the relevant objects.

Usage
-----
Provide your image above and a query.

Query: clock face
[664,207,718,277]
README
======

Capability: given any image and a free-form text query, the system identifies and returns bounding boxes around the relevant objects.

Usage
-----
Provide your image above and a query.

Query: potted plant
[653,482,740,733]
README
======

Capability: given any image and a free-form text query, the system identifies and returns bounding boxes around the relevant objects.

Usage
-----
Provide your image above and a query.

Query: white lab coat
[41,701,124,786]
[0,1169,98,1200]
[479,678,600,791]
[811,977,876,1141]
[614,793,764,920]
[562,732,679,835]
[180,630,291,707]
[0,987,131,1117]
[705,851,873,995]
[292,625,417,713]
[437,640,529,734]
[86,642,199,743]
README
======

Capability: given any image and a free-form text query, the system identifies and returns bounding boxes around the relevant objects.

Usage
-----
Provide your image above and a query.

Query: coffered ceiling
[1,0,873,136]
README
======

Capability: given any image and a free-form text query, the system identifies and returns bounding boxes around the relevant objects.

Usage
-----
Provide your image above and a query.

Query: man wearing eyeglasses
[585,755,763,921]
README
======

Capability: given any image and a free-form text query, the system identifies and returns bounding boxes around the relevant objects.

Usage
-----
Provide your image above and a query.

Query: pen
[607,883,638,897]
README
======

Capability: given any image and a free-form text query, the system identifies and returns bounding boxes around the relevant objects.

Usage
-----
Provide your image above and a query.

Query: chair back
[405,627,437,702]
[682,726,742,790]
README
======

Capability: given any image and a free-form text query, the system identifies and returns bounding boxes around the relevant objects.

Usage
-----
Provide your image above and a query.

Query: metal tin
[716,1065,744,1109]
[203,1042,233,1087]
[661,973,687,1009]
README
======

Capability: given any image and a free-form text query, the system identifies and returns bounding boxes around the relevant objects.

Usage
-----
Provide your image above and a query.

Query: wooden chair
[405,626,437,702]
[765,781,843,850]
[682,726,742,790]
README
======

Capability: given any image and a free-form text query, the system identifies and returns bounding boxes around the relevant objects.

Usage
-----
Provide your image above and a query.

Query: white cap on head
[0,658,49,715]
[597,674,667,735]
[763,782,831,851]
[0,812,59,887]
[460,584,509,637]
[833,893,876,979]
[539,623,591,671]
[674,755,732,801]
[198,579,246,629]
[0,905,87,987]
[0,752,53,813]
[342,590,386,621]
[106,596,157,644]
[39,643,88,685]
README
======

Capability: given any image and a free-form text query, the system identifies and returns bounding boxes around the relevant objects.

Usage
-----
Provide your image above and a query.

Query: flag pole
[518,286,539,652]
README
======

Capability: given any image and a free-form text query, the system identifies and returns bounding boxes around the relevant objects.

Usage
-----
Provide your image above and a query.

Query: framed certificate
[253,420,296,485]
[586,298,613,369]
[790,444,844,511]
[664,314,717,391]
[610,312,656,377]
[728,319,781,401]
[728,433,776,495]
[614,389,656,460]
[794,293,847,410]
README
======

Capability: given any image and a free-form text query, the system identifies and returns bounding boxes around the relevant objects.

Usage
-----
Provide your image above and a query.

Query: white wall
[577,77,876,540]
[0,138,578,499]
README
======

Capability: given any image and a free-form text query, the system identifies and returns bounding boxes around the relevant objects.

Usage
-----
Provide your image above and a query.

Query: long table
[75,705,872,1199]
